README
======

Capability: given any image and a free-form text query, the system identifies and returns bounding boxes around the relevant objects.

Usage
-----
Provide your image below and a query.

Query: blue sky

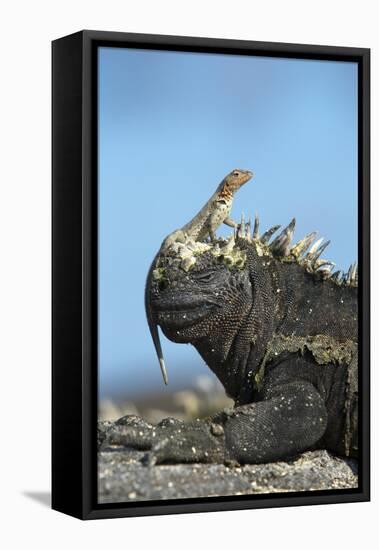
[98,47,357,399]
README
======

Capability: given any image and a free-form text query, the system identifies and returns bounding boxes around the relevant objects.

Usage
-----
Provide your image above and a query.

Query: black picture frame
[52,30,370,520]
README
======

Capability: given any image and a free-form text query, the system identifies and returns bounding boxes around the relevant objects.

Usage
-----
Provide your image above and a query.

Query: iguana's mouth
[153,296,220,329]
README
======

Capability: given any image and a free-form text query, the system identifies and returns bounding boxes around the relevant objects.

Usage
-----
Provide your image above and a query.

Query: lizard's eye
[233,171,239,176]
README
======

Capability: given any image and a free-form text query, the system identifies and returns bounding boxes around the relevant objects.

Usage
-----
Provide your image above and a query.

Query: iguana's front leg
[221,381,328,463]
[148,380,327,464]
[101,380,327,465]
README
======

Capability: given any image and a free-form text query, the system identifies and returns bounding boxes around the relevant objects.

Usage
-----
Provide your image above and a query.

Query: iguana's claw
[142,422,226,465]
[102,414,155,450]
[141,451,157,467]
[101,415,226,465]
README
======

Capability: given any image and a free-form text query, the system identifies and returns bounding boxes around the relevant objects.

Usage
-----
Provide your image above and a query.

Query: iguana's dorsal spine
[236,214,358,287]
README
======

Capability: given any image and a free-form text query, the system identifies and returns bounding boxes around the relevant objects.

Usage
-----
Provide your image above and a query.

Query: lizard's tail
[145,256,169,385]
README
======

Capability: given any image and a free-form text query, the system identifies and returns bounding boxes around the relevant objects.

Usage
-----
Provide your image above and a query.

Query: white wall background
[0,0,376,548]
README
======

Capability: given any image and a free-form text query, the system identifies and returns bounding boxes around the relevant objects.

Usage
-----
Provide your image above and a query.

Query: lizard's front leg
[223,216,238,229]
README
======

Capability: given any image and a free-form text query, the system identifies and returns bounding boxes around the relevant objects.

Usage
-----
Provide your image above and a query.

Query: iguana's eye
[193,272,215,283]
[233,171,239,176]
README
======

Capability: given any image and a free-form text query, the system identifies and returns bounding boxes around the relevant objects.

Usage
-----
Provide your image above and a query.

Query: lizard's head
[220,169,253,195]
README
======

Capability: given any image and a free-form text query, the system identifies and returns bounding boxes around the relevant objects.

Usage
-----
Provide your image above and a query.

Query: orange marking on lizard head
[219,169,253,199]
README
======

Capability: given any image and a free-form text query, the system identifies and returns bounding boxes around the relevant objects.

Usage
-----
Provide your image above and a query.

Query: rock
[98,400,139,422]
[98,446,357,504]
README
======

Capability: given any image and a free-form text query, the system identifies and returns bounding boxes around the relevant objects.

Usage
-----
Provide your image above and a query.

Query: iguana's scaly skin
[106,177,358,467]
[161,169,253,249]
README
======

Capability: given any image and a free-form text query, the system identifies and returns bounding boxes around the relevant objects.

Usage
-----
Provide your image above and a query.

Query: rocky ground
[98,421,358,503]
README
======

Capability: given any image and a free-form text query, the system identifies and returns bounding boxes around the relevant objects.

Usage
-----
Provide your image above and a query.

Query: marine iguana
[105,178,359,466]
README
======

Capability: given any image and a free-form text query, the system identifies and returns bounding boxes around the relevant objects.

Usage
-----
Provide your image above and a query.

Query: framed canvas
[52,30,370,520]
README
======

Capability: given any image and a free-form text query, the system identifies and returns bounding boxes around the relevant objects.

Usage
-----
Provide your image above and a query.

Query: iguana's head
[149,239,252,345]
[145,233,256,385]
